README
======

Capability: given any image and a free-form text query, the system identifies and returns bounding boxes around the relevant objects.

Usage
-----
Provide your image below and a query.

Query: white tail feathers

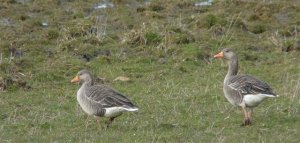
[263,94,278,98]
[269,94,279,97]
[104,106,138,117]
[124,107,139,112]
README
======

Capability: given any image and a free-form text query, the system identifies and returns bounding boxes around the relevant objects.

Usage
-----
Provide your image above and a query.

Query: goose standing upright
[214,48,278,126]
[71,69,138,126]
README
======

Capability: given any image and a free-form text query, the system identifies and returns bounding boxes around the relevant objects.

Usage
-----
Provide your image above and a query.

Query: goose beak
[71,76,80,83]
[213,51,224,58]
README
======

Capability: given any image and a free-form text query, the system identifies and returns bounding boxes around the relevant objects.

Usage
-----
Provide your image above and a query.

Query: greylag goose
[214,48,278,126]
[71,69,138,126]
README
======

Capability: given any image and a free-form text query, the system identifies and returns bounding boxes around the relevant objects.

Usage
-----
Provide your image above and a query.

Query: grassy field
[1,0,300,142]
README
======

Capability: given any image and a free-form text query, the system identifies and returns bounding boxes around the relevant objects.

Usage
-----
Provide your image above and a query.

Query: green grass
[1,0,300,142]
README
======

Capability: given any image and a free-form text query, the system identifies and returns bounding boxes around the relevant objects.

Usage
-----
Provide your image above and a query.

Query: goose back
[84,84,136,108]
[228,75,276,96]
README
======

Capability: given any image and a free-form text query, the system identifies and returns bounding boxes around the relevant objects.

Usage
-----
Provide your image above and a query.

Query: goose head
[71,69,93,84]
[214,48,237,60]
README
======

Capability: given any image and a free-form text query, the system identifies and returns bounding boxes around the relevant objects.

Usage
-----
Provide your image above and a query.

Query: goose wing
[228,75,276,96]
[84,84,136,108]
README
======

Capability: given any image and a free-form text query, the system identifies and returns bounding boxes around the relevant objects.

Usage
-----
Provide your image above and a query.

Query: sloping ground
[0,0,300,142]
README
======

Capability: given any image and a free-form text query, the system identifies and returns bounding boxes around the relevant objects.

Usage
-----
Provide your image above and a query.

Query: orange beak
[213,51,224,58]
[71,76,80,83]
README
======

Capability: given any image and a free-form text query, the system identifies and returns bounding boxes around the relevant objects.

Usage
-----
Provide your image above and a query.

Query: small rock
[195,0,213,7]
[94,1,114,10]
[41,22,48,27]
[15,0,32,4]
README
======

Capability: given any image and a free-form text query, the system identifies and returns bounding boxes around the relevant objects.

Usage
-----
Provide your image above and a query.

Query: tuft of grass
[145,32,162,45]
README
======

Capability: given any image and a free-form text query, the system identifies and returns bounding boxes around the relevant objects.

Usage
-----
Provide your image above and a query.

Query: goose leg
[96,116,100,123]
[95,116,103,129]
[106,117,115,127]
[247,109,253,125]
[242,107,251,126]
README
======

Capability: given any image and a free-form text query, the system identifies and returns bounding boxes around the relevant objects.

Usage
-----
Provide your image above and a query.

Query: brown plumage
[214,48,278,126]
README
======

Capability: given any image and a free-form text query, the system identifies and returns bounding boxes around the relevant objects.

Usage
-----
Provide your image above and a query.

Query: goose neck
[224,58,238,83]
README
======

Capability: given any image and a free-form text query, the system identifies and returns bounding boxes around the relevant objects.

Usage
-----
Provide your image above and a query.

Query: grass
[1,0,300,142]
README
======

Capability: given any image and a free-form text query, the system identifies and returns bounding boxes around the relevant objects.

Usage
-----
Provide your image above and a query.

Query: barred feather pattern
[219,48,277,107]
[84,84,136,108]
[95,108,106,117]
[228,75,276,96]
[74,69,138,118]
